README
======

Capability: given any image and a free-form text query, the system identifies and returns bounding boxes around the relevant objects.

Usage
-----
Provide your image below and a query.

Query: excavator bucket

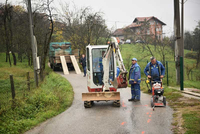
[82,92,120,101]
[113,73,128,89]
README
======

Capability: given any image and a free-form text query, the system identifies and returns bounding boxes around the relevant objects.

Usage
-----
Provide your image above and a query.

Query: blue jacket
[129,63,141,84]
[144,61,165,80]
[116,67,120,77]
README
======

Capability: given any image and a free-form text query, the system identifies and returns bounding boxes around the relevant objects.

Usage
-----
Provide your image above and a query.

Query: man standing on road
[128,58,141,101]
[144,57,165,91]
[80,54,86,77]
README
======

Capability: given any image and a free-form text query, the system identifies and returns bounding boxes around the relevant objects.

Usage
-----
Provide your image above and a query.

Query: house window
[156,35,159,39]
[136,28,140,33]
[149,21,154,25]
[156,21,158,25]
[147,30,150,35]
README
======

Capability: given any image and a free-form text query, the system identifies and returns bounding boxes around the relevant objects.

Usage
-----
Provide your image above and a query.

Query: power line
[188,0,200,5]
[106,20,131,23]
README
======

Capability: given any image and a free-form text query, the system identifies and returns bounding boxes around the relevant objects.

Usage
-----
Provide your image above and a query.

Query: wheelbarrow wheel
[163,96,166,106]
[151,97,154,107]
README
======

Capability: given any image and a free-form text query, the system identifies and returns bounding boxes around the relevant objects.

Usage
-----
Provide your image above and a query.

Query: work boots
[128,98,135,101]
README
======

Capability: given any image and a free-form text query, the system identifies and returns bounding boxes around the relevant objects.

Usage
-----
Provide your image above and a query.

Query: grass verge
[0,72,73,134]
[0,53,74,134]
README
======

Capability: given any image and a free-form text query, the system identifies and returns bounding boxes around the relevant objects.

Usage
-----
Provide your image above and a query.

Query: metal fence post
[166,61,169,86]
[180,57,184,91]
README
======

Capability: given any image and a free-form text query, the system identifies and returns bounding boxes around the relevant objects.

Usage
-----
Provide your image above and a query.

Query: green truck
[49,42,80,71]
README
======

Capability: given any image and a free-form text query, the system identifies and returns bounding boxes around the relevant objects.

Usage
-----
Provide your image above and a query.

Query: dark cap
[150,56,155,60]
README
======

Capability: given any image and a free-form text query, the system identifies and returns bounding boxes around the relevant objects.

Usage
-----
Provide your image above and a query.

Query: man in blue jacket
[128,58,141,101]
[144,57,165,91]
[80,54,86,77]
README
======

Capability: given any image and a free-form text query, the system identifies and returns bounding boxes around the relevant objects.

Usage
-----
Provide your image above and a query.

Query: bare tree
[3,0,12,66]
[156,37,173,66]
[31,0,54,81]
[60,3,109,54]
[139,19,154,56]
[193,21,200,68]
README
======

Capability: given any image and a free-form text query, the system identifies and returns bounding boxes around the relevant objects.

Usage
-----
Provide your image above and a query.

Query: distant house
[113,16,166,41]
[112,28,125,41]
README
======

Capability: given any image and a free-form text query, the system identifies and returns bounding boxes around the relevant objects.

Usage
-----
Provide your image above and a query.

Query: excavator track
[113,100,120,107]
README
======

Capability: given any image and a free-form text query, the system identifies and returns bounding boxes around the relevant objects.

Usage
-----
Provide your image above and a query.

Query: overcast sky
[1,0,200,36]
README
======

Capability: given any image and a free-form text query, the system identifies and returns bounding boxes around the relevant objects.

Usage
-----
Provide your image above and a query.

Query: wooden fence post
[27,72,30,90]
[10,74,15,99]
[10,74,15,109]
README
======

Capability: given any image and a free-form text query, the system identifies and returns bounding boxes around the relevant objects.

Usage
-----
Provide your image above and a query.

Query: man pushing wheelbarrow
[144,57,166,110]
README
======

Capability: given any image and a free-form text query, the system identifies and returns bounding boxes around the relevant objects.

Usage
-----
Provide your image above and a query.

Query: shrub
[185,52,197,59]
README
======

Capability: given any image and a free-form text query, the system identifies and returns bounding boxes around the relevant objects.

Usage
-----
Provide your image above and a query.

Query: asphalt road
[25,72,173,134]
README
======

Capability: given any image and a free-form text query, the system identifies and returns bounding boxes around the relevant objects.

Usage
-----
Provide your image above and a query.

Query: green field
[120,43,200,89]
[0,53,74,134]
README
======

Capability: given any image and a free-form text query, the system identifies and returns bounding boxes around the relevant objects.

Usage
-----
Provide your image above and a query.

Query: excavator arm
[102,37,127,92]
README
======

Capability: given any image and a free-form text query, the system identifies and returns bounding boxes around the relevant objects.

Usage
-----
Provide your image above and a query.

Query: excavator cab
[85,45,117,92]
[91,48,115,86]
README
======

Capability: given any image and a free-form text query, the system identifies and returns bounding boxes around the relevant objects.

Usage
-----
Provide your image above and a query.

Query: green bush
[185,52,197,59]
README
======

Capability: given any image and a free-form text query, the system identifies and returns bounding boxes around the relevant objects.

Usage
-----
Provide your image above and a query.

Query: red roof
[127,23,141,28]
[133,16,166,25]
[113,28,124,36]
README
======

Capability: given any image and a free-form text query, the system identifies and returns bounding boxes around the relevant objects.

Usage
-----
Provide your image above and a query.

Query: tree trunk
[163,54,165,67]
[39,1,54,81]
[28,55,30,66]
[6,52,8,62]
[11,52,17,65]
[196,49,200,68]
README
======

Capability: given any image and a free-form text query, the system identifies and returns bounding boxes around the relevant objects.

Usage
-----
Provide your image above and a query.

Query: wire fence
[0,72,35,109]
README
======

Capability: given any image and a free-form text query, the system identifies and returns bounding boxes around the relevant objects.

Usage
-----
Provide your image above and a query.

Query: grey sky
[1,0,200,36]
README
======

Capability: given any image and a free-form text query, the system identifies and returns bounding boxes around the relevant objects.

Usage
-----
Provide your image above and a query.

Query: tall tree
[193,21,200,68]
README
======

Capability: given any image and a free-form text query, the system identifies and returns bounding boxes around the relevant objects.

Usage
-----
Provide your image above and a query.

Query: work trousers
[131,84,140,100]
[83,66,86,76]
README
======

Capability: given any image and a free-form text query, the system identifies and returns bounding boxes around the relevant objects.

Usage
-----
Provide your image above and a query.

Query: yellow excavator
[82,37,128,108]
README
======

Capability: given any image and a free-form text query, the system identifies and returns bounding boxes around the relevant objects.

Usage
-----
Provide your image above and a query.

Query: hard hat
[131,58,137,61]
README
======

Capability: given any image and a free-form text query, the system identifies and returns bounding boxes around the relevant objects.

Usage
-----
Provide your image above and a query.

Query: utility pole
[27,0,38,87]
[180,0,184,90]
[174,0,181,85]
[115,21,119,30]
[181,0,184,57]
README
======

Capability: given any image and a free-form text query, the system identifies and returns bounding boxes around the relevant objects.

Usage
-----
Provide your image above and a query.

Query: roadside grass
[183,111,200,134]
[121,44,200,134]
[184,80,200,89]
[0,53,74,134]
